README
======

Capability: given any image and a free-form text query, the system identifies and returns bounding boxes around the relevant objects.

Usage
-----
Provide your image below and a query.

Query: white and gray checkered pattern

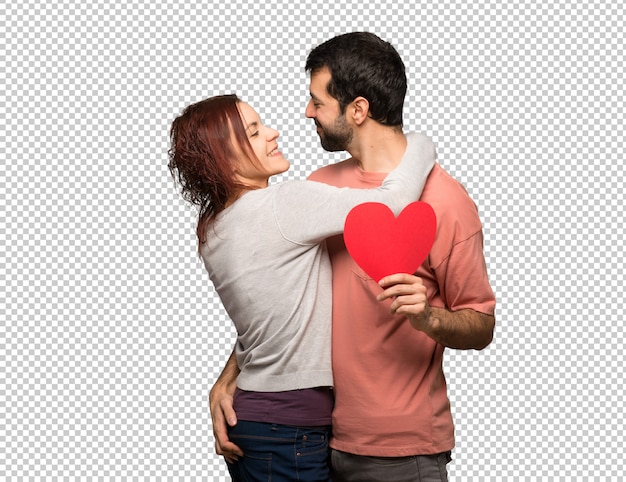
[1,0,623,480]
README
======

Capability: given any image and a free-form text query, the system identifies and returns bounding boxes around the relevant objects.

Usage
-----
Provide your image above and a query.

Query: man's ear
[350,96,370,125]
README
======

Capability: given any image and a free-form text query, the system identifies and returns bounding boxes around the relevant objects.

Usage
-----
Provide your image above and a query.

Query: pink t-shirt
[309,161,496,456]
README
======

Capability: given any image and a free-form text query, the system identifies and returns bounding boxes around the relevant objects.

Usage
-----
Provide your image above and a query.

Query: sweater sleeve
[274,132,436,245]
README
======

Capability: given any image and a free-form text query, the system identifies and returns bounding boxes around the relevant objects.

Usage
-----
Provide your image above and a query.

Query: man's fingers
[378,273,414,287]
[220,401,238,427]
[378,284,424,302]
[217,440,244,458]
[393,300,428,316]
[210,395,243,460]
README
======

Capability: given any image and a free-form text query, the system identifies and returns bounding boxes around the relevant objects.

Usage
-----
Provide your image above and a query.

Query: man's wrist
[408,303,435,332]
[210,380,231,401]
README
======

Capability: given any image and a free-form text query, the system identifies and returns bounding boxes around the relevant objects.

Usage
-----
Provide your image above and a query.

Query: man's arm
[377,273,495,349]
[424,306,494,349]
[209,349,243,462]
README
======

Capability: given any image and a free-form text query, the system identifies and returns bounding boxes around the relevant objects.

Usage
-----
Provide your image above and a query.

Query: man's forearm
[210,349,240,398]
[415,307,495,350]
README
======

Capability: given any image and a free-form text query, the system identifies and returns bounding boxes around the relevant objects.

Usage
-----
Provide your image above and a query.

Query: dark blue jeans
[226,421,331,482]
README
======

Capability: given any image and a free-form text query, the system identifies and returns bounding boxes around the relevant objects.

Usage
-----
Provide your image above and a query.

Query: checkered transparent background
[1,0,623,480]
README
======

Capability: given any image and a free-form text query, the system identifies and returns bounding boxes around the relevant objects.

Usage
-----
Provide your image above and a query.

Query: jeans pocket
[296,428,329,457]
[227,449,272,482]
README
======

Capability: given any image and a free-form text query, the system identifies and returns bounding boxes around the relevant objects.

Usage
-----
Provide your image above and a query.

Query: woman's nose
[268,128,279,140]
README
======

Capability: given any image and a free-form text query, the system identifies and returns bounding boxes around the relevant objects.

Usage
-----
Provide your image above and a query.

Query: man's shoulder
[308,159,357,186]
[423,164,482,234]
[423,164,474,205]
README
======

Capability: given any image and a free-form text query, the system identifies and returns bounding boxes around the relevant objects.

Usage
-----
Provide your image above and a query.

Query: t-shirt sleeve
[273,133,436,244]
[432,230,496,315]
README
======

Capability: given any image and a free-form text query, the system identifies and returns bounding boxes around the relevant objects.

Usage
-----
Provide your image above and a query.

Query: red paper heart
[344,201,437,282]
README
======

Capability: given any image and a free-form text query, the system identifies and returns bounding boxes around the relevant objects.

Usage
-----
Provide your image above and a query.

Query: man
[210,32,496,481]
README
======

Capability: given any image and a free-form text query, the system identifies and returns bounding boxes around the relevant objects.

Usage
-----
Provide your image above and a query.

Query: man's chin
[321,141,344,152]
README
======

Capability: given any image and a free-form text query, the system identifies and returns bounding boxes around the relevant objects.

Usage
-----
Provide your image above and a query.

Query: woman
[168,94,435,481]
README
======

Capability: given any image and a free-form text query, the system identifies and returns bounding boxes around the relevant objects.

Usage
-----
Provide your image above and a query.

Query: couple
[168,32,496,482]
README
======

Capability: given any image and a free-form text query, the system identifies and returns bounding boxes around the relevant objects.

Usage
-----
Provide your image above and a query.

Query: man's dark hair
[305,32,407,127]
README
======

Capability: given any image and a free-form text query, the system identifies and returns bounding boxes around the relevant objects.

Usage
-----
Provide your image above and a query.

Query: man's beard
[316,114,353,152]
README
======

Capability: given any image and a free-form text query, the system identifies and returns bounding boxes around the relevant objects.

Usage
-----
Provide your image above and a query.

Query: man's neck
[349,127,408,173]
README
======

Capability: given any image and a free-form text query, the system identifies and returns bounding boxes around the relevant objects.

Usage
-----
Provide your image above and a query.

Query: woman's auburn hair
[168,94,259,252]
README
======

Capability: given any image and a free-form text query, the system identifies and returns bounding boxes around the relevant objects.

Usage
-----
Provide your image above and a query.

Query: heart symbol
[344,201,437,282]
